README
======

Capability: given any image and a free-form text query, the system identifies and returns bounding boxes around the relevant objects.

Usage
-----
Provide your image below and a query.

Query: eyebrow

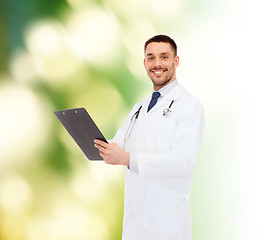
[146,52,170,56]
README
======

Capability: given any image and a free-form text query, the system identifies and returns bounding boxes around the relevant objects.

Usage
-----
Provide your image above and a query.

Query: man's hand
[94,139,130,167]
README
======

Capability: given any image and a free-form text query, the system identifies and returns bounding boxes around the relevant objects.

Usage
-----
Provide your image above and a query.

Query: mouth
[151,69,167,76]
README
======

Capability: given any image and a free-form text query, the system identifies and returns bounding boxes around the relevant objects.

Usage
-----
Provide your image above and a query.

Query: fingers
[94,143,105,152]
[94,139,108,148]
[99,150,104,157]
[94,141,109,160]
[94,141,117,164]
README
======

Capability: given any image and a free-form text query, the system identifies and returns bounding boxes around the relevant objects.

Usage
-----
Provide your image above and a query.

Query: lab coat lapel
[146,84,185,113]
[142,97,151,116]
[149,96,167,112]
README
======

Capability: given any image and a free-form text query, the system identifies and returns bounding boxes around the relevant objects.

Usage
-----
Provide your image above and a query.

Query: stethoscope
[124,100,174,143]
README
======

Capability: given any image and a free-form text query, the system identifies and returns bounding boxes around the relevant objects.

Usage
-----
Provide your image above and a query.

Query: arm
[94,103,142,167]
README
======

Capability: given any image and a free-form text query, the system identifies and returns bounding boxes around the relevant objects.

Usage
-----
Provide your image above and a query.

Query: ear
[144,58,147,70]
[174,56,179,68]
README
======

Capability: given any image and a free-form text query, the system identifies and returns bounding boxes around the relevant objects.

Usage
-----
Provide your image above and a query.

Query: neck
[154,77,176,91]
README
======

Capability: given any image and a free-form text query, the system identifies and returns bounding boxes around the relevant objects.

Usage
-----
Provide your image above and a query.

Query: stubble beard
[150,66,175,89]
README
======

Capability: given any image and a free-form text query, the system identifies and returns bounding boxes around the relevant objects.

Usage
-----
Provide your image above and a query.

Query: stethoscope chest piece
[163,100,174,117]
[163,108,172,117]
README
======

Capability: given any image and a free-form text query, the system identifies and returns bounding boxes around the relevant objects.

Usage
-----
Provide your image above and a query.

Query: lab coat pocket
[143,183,188,236]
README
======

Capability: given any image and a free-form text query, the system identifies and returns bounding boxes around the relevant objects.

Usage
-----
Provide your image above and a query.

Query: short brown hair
[144,35,177,55]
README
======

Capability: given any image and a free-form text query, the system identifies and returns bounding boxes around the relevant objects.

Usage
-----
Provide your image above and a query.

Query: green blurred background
[0,0,261,239]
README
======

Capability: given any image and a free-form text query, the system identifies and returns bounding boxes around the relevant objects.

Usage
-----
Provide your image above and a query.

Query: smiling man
[144,39,179,90]
[94,35,205,240]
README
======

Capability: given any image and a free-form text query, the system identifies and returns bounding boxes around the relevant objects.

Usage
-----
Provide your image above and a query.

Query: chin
[154,79,170,87]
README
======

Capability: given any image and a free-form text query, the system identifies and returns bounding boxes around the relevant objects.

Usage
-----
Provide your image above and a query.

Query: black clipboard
[54,107,107,160]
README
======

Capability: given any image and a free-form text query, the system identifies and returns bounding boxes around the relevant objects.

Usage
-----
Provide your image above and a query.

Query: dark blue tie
[147,91,161,112]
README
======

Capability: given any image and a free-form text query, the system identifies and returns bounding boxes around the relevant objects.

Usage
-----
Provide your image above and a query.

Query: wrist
[124,152,130,167]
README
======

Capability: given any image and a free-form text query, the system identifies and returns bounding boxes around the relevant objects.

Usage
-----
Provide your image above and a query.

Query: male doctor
[94,35,205,240]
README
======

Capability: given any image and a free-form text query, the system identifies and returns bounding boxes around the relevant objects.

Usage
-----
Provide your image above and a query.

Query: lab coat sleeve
[128,153,139,173]
[137,99,205,177]
[111,103,142,172]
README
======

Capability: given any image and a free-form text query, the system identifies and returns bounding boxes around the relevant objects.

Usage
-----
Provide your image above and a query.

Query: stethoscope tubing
[124,100,174,143]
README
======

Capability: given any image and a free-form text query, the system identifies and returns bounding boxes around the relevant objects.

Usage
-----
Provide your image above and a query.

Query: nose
[154,58,162,68]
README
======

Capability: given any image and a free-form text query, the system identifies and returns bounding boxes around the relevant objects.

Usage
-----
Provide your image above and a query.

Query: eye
[162,56,168,60]
[147,57,154,61]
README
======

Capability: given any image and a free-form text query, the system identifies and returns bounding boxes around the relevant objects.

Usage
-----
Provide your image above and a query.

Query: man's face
[144,42,179,91]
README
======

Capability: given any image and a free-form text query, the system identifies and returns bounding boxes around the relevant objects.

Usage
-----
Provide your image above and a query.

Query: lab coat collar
[164,84,185,101]
[157,79,178,98]
[143,84,185,115]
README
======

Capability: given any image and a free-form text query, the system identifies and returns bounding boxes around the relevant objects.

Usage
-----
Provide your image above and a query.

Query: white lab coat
[113,84,205,240]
